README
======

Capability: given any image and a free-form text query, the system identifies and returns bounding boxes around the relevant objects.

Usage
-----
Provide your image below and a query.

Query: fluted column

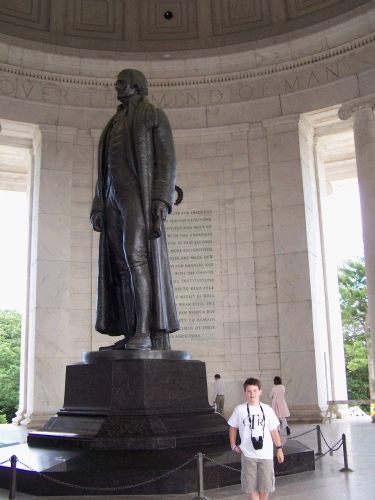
[339,96,375,381]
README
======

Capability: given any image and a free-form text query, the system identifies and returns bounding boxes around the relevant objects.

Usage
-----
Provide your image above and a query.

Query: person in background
[228,377,284,500]
[269,376,291,436]
[213,374,225,414]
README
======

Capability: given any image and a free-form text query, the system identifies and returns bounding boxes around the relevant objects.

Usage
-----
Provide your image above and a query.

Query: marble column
[339,96,375,397]
[262,114,331,421]
[17,124,77,429]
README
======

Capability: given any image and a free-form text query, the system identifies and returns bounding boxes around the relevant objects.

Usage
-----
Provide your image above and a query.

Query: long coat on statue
[91,94,179,338]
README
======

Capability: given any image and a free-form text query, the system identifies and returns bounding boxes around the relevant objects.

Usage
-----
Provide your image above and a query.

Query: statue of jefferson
[90,69,179,350]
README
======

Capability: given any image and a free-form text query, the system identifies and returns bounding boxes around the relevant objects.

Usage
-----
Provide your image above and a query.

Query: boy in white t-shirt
[228,377,284,500]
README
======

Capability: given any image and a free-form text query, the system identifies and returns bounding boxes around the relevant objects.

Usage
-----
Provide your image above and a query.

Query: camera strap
[247,403,265,442]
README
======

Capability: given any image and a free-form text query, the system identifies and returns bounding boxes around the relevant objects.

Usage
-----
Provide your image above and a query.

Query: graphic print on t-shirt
[243,404,265,439]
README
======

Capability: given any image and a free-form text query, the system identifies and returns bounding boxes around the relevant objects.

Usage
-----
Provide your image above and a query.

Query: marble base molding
[287,405,324,423]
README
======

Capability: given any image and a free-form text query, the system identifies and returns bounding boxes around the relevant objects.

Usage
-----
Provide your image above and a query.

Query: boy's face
[244,385,262,406]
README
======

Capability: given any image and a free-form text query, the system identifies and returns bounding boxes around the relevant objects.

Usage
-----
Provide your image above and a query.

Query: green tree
[338,258,371,413]
[0,310,21,422]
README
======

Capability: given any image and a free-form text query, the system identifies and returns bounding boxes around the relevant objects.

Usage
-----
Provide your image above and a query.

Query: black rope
[0,432,345,493]
[319,429,344,452]
[14,455,196,492]
[289,426,318,439]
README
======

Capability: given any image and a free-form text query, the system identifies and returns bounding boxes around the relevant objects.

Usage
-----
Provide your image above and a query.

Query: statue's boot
[99,338,127,351]
[126,332,151,350]
[126,263,152,350]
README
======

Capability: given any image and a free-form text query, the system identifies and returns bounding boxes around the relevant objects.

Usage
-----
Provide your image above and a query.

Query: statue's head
[116,69,148,96]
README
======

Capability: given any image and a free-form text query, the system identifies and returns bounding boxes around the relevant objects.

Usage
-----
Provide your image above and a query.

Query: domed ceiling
[0,0,370,54]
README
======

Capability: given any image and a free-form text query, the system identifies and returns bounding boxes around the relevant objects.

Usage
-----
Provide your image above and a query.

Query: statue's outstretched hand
[90,211,103,232]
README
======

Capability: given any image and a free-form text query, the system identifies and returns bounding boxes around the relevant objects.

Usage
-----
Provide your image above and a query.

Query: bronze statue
[90,69,179,350]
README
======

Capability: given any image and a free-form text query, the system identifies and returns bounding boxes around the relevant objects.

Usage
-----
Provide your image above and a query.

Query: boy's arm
[229,426,241,453]
[271,428,284,463]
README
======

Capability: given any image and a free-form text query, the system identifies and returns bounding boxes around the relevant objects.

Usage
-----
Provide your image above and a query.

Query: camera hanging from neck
[247,402,265,450]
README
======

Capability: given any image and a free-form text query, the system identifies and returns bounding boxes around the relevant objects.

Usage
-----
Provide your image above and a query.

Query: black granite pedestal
[28,350,229,450]
[1,350,315,495]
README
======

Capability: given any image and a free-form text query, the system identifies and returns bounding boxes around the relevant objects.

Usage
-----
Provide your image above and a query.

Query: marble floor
[0,417,373,499]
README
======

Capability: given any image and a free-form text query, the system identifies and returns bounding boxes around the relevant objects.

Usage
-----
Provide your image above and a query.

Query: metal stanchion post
[315,425,323,456]
[192,452,209,500]
[340,434,353,473]
[9,455,17,500]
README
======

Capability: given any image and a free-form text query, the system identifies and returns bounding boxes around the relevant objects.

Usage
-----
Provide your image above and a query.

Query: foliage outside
[338,257,371,413]
[0,310,21,422]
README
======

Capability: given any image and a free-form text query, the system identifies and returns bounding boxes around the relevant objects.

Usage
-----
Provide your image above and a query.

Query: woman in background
[270,376,291,435]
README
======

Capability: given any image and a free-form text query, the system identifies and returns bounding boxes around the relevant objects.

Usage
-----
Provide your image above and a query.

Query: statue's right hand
[90,211,103,232]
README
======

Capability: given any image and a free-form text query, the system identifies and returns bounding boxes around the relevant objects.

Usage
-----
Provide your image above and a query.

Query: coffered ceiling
[0,0,370,54]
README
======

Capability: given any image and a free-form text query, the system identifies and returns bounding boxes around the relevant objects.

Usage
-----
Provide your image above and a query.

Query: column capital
[338,94,375,121]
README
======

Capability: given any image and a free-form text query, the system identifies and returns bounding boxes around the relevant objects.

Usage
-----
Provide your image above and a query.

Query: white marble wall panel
[80,58,117,78]
[56,107,113,131]
[169,125,258,391]
[43,53,81,76]
[273,205,308,255]
[280,350,320,417]
[219,49,258,74]
[254,41,292,67]
[30,308,70,358]
[32,356,70,418]
[206,96,281,127]
[269,161,304,206]
[278,301,315,352]
[166,108,208,130]
[275,252,312,303]
[289,31,329,59]
[185,56,222,77]
[150,59,187,79]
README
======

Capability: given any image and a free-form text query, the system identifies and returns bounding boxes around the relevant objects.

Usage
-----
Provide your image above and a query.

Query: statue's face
[115,74,137,103]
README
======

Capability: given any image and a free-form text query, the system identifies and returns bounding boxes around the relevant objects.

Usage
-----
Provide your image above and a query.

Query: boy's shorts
[241,456,275,493]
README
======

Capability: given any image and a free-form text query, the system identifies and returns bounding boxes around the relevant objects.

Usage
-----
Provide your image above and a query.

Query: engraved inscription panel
[167,208,217,343]
[0,61,341,108]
